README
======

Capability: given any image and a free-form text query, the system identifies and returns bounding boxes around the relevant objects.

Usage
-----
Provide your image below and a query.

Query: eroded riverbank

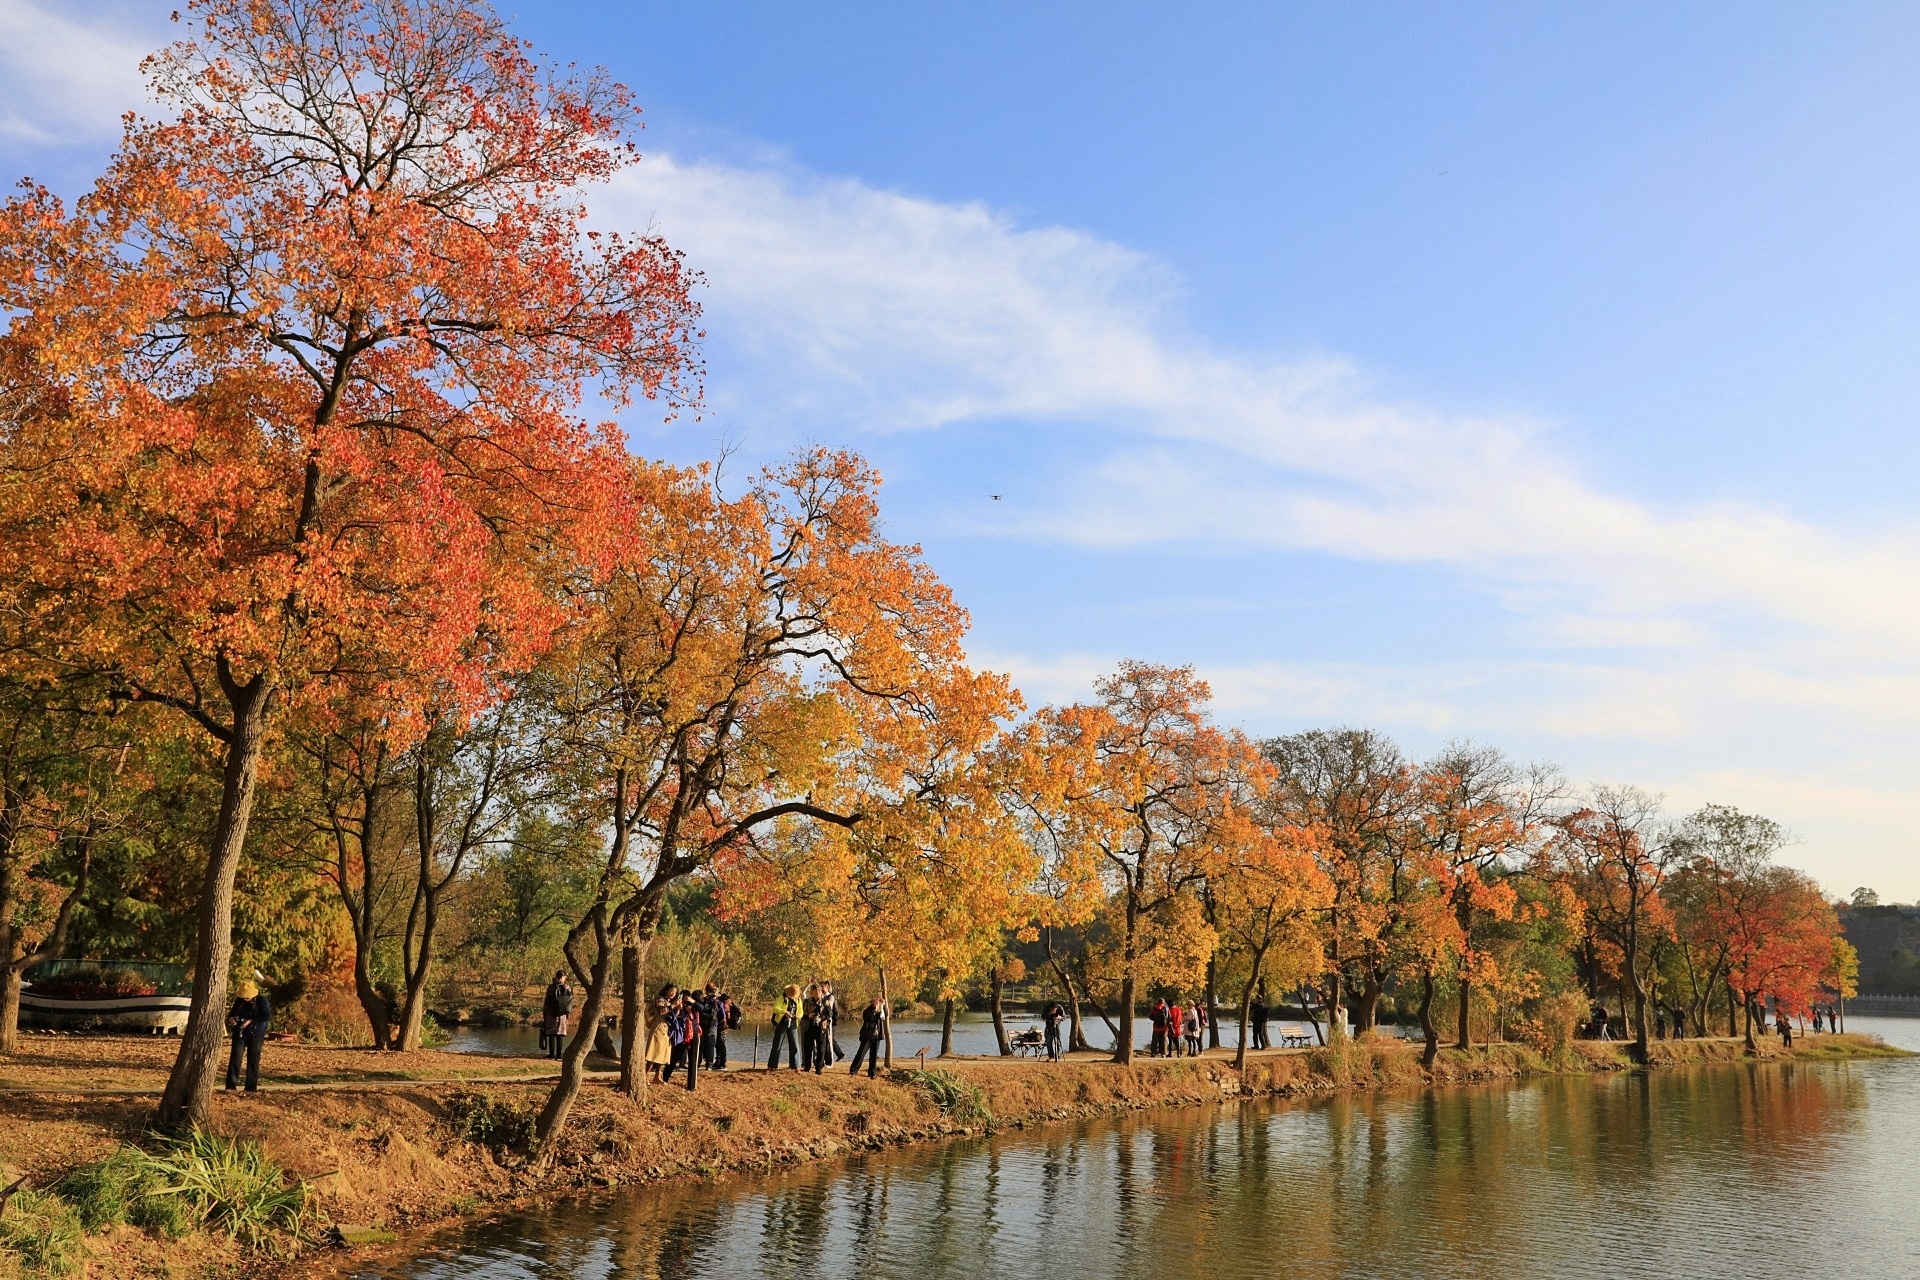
[0,1033,1902,1278]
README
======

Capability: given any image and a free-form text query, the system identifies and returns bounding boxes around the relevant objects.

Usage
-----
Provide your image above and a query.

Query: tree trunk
[1205,954,1221,1050]
[0,970,20,1058]
[1741,992,1756,1052]
[1419,971,1439,1069]
[1456,976,1472,1051]
[989,968,1011,1056]
[1234,950,1265,1072]
[1300,987,1326,1045]
[535,903,613,1156]
[158,672,273,1131]
[879,966,893,1068]
[1352,971,1383,1034]
[1726,983,1738,1038]
[352,943,390,1051]
[618,939,643,1099]
[1114,887,1138,1064]
[394,877,440,1052]
[939,996,955,1056]
[1042,930,1094,1052]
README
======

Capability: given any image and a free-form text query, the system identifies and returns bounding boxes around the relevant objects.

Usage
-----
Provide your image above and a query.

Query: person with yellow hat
[224,978,272,1092]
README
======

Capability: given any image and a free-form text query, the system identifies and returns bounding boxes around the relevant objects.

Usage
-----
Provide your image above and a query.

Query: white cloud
[0,0,156,143]
[603,154,1920,667]
[597,152,1920,895]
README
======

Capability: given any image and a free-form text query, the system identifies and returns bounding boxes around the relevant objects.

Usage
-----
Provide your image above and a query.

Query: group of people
[768,980,893,1078]
[1145,997,1210,1057]
[644,982,742,1089]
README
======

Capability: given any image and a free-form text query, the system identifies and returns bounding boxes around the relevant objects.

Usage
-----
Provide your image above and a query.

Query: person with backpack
[1183,1002,1203,1056]
[850,996,889,1078]
[541,969,573,1060]
[769,984,802,1070]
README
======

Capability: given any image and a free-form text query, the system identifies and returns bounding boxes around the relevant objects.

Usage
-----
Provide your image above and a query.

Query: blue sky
[8,1,1920,898]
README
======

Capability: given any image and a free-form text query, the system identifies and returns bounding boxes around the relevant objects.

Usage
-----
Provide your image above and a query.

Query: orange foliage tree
[1207,805,1330,1069]
[1261,728,1416,1036]
[0,0,698,1126]
[1718,867,1840,1049]
[1024,663,1255,1064]
[535,451,1006,1149]
[1539,786,1670,1060]
[1415,743,1561,1051]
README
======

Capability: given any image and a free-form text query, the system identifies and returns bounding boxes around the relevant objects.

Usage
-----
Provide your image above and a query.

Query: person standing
[799,983,823,1071]
[1249,994,1270,1051]
[1184,1003,1202,1056]
[1166,1000,1185,1057]
[821,981,844,1064]
[769,984,802,1070]
[224,980,271,1093]
[1042,1001,1066,1062]
[666,992,700,1090]
[699,983,726,1070]
[542,970,573,1061]
[850,996,889,1078]
[1149,999,1170,1057]
[646,984,677,1082]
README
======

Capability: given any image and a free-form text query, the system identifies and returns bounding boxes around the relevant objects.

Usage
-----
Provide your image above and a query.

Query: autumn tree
[1663,804,1788,1037]
[1720,867,1838,1049]
[0,0,696,1126]
[1261,728,1415,1036]
[534,451,1002,1151]
[1208,807,1330,1069]
[1024,663,1256,1064]
[1540,786,1670,1060]
[1415,743,1561,1051]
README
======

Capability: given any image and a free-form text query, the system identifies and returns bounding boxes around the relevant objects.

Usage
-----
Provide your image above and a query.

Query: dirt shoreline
[0,1032,1903,1279]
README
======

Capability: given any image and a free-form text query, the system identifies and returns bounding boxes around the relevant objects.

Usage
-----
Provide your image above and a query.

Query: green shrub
[891,1068,990,1123]
[447,1091,536,1149]
[0,1187,85,1277]
[139,1132,308,1254]
[52,1147,150,1231]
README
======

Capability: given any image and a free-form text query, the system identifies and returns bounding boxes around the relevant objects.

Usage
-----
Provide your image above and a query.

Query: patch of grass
[138,1131,309,1255]
[0,1187,85,1278]
[447,1091,536,1149]
[891,1068,990,1123]
[51,1146,150,1232]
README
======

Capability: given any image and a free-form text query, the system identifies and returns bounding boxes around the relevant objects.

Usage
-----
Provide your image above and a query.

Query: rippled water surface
[360,1017,1920,1280]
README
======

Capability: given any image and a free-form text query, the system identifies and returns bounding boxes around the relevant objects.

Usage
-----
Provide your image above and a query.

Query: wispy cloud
[0,0,156,144]
[605,154,1920,669]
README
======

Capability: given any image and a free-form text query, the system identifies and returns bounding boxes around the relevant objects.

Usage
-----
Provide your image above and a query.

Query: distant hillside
[1839,905,1920,995]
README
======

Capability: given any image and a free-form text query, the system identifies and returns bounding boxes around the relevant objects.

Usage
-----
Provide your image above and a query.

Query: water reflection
[362,1050,1920,1280]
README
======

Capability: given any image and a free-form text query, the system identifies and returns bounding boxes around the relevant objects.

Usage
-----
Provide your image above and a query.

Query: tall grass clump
[892,1068,991,1123]
[0,1187,85,1278]
[138,1132,309,1253]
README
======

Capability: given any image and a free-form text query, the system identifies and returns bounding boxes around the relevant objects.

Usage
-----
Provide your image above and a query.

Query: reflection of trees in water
[392,1065,1876,1279]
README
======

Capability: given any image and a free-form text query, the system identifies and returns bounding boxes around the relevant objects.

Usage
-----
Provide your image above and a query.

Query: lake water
[361,1016,1920,1280]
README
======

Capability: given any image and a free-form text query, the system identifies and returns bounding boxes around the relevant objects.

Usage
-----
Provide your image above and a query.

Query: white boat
[19,960,193,1033]
[19,988,192,1033]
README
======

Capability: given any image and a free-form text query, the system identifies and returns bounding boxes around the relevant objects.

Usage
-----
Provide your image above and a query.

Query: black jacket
[228,994,270,1041]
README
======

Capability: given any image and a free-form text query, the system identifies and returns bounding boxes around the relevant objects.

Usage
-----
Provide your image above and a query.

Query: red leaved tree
[0,0,698,1126]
